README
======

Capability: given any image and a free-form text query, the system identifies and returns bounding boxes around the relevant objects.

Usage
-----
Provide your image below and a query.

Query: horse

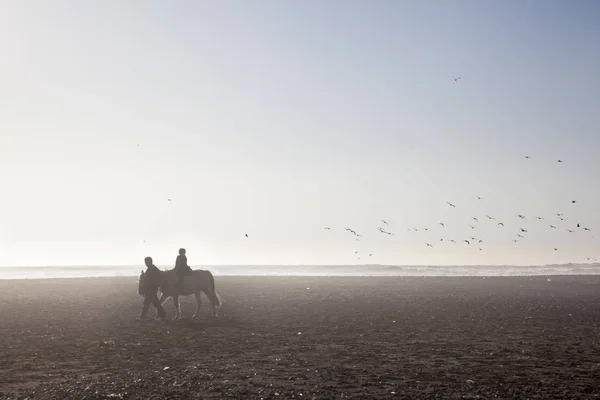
[138,268,222,319]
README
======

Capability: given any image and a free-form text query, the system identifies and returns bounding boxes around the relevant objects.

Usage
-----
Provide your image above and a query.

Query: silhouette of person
[140,256,166,320]
[175,248,192,291]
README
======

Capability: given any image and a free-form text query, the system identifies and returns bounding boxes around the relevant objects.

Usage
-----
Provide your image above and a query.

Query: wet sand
[1,275,600,399]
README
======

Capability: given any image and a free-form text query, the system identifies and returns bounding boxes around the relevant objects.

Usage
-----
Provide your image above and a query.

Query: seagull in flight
[520,228,528,233]
[536,217,544,220]
[450,240,456,243]
[497,222,505,226]
[447,202,456,208]
[471,217,479,223]
[464,240,470,245]
[469,225,476,230]
[324,227,331,230]
[558,160,563,163]
[425,243,433,248]
[477,196,483,200]
[567,229,574,233]
[549,225,557,229]
[517,234,524,238]
[167,198,172,202]
[486,215,495,220]
[524,156,531,159]
[439,222,445,227]
[517,214,526,219]
[245,233,248,238]
[453,76,461,82]
[583,227,591,231]
[381,220,388,225]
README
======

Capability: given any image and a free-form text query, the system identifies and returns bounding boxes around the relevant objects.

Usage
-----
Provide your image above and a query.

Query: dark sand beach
[2,275,600,399]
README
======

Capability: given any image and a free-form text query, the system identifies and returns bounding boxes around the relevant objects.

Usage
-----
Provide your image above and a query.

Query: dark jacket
[144,264,162,292]
[175,255,192,276]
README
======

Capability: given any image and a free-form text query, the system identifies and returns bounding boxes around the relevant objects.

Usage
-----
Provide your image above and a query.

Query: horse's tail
[209,271,222,308]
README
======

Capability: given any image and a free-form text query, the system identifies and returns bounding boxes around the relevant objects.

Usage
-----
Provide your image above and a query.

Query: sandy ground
[1,275,600,399]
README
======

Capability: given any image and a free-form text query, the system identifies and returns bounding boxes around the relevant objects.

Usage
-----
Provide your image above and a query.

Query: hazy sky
[1,1,599,267]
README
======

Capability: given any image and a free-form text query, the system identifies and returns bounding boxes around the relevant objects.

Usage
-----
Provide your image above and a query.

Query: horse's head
[138,270,146,296]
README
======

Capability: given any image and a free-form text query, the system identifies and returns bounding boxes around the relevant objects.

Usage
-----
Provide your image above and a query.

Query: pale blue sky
[1,1,599,267]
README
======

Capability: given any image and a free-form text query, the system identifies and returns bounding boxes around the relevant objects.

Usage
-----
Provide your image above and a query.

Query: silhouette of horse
[138,268,222,319]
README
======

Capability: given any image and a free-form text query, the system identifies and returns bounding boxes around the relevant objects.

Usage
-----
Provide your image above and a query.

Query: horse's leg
[192,292,202,319]
[172,295,181,320]
[205,289,218,317]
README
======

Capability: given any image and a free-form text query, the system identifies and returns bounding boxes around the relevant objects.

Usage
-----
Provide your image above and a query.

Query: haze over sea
[2,264,600,280]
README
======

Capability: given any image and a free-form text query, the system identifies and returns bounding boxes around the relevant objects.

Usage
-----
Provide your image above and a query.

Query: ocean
[1,264,600,279]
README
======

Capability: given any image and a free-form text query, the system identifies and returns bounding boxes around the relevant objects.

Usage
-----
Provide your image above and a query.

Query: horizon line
[1,262,598,268]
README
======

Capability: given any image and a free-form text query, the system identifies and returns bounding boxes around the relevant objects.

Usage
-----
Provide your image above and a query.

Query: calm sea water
[1,264,599,279]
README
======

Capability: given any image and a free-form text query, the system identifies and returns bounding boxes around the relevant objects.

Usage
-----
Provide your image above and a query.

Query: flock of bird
[321,155,597,262]
[151,72,596,265]
[159,153,597,263]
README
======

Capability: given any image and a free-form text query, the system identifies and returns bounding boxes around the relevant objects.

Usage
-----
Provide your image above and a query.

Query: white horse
[138,268,222,319]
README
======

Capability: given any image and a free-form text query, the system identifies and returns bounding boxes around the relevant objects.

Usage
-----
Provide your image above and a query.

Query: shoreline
[1,273,600,281]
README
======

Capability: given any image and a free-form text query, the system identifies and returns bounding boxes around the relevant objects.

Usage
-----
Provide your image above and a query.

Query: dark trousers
[141,289,166,319]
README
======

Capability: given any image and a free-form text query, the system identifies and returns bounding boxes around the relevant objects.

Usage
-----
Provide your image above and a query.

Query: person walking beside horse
[138,256,167,320]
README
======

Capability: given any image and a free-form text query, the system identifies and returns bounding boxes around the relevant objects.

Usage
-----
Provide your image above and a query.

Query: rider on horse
[175,248,193,291]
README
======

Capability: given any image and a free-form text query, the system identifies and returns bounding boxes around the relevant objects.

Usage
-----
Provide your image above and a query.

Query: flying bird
[450,240,456,243]
[518,214,526,219]
[517,234,524,238]
[558,160,563,163]
[520,228,528,233]
[583,227,591,231]
[577,223,581,228]
[464,240,470,245]
[549,225,557,229]
[486,215,495,220]
[556,213,563,217]
[567,229,574,233]
[453,76,461,82]
[245,233,248,238]
[167,199,172,202]
[382,220,388,225]
[469,225,476,230]
[439,222,445,227]
[472,217,479,223]
[572,200,576,204]
[477,196,483,200]
[524,156,531,159]
[536,217,544,220]
[479,248,483,251]
[425,243,433,248]
[324,227,331,230]
[447,202,456,208]
[497,222,505,226]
